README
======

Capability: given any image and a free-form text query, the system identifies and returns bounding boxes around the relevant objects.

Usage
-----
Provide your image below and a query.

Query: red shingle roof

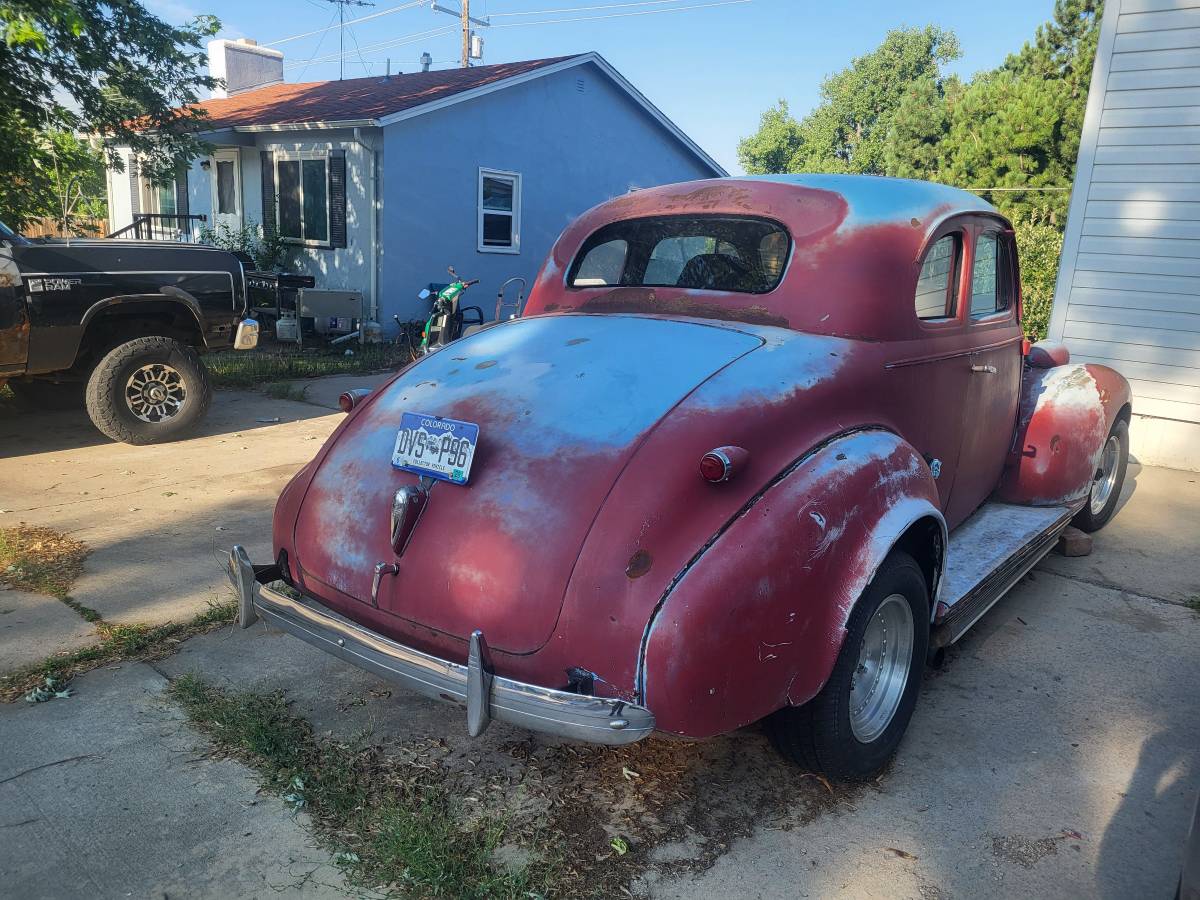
[193,55,580,130]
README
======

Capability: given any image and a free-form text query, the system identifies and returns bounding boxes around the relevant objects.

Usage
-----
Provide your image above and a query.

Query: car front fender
[638,429,945,739]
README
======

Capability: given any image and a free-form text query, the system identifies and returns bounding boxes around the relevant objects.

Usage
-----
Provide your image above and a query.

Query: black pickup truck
[0,221,261,444]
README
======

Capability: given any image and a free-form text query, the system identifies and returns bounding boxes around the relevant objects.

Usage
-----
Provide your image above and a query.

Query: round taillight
[338,388,372,413]
[699,446,749,483]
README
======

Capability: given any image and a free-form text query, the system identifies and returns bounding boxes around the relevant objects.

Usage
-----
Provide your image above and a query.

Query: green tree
[46,130,107,234]
[0,1,219,227]
[739,26,961,175]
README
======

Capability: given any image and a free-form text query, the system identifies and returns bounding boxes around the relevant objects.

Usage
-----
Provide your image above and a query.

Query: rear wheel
[85,336,211,445]
[1072,418,1129,533]
[766,551,929,781]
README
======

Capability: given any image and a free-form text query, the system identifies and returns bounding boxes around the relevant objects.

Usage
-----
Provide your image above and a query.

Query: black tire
[84,336,211,445]
[766,551,930,781]
[6,379,85,411]
[1072,418,1129,533]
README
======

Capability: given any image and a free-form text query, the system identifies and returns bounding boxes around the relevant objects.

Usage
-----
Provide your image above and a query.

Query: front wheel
[766,551,929,781]
[85,336,212,445]
[1072,418,1129,533]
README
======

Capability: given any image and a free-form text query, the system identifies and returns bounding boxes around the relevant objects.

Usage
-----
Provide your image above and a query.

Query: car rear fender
[638,429,945,738]
[998,362,1132,506]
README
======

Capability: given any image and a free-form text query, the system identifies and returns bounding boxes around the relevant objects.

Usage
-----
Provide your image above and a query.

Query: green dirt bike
[417,266,483,354]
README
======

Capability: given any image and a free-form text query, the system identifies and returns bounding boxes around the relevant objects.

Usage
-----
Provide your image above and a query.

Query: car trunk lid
[292,314,762,653]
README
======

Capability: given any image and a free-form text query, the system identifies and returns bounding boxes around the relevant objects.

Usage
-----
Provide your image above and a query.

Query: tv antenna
[319,0,376,80]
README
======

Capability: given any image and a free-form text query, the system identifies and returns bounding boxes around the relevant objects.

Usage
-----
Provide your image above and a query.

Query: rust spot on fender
[625,549,653,579]
[1050,435,1062,454]
[910,217,921,228]
[475,360,497,370]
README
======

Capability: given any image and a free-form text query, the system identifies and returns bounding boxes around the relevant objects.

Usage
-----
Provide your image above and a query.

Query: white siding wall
[1051,0,1200,439]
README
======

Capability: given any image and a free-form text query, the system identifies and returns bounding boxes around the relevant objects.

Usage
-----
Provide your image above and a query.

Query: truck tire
[6,380,85,411]
[85,337,212,445]
[1071,418,1129,533]
[766,551,929,781]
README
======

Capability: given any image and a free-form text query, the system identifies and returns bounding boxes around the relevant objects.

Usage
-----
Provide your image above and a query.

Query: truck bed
[933,501,1076,647]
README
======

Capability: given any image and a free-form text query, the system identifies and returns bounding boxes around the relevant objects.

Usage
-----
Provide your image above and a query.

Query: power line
[293,8,343,81]
[489,0,696,18]
[268,0,425,47]
[489,0,751,28]
[284,24,457,69]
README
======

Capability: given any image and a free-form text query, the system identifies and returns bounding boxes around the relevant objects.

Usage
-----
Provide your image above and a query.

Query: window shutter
[328,149,347,249]
[260,150,275,239]
[128,160,141,216]
[175,167,189,219]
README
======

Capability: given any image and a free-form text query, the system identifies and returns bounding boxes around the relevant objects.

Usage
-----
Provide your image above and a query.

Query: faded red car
[230,175,1131,780]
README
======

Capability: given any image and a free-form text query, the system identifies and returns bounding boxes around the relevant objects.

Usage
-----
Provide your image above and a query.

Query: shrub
[1014,221,1064,342]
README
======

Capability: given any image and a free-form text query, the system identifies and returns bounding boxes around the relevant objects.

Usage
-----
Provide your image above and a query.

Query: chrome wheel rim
[849,593,915,743]
[1090,434,1121,516]
[125,363,186,423]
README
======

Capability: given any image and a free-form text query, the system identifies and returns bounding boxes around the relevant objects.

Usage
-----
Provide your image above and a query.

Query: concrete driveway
[1,387,1197,899]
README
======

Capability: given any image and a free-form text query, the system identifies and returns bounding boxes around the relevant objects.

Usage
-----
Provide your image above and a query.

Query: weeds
[262,381,308,402]
[170,675,546,899]
[206,344,411,390]
[0,525,90,600]
[0,597,237,702]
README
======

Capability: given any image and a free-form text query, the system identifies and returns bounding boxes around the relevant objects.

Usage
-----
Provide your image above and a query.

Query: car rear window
[568,215,790,294]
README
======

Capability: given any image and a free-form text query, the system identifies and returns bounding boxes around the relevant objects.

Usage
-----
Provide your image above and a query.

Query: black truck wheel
[766,551,929,781]
[6,379,85,411]
[85,337,212,445]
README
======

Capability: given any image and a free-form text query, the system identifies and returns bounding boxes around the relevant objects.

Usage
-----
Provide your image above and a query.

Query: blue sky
[146,0,1060,174]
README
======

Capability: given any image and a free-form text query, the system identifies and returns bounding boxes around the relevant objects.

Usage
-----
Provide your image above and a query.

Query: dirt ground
[1,386,1198,899]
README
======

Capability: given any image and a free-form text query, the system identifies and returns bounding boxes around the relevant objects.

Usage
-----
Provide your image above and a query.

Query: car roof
[737,174,999,225]
[530,175,1012,341]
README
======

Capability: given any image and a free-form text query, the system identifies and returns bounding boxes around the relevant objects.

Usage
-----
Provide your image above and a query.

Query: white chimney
[208,38,284,98]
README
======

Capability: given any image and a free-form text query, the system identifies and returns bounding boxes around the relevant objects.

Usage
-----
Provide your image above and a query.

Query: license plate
[391,412,479,484]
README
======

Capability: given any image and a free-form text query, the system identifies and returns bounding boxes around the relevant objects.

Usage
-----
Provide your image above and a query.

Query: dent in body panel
[998,363,1131,506]
[638,430,943,738]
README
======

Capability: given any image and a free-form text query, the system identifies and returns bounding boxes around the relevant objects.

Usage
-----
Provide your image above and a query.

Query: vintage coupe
[230,176,1131,779]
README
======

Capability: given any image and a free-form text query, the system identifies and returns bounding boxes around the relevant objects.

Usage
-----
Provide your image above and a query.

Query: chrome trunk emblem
[390,483,429,556]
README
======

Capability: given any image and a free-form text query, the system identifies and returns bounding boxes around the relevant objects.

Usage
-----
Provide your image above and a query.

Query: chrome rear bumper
[227,546,654,746]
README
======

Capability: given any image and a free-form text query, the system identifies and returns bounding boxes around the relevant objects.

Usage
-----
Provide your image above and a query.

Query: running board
[931,502,1076,648]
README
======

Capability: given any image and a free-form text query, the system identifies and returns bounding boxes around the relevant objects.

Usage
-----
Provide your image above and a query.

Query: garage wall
[1050,0,1200,469]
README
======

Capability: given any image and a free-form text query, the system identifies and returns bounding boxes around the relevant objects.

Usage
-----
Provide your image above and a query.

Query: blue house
[105,42,725,327]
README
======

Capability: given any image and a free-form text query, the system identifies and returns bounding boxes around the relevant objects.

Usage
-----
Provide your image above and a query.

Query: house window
[276,153,330,245]
[155,182,177,217]
[479,168,520,253]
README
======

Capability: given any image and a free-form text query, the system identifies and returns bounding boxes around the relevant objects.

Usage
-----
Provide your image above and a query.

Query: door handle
[970,364,998,374]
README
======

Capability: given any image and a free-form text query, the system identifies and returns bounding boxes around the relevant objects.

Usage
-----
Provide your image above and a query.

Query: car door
[0,238,28,373]
[891,228,974,515]
[945,224,1024,526]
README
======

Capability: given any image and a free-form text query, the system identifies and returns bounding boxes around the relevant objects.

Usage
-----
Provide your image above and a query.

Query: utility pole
[460,0,469,69]
[430,2,489,68]
[320,0,375,80]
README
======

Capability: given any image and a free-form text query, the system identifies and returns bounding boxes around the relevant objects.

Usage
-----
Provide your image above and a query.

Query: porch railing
[107,213,208,243]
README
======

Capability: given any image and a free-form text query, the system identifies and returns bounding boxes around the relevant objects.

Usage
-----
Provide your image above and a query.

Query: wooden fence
[21,216,108,238]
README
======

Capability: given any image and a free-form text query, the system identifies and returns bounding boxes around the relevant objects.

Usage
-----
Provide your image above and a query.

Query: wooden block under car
[1055,526,1094,557]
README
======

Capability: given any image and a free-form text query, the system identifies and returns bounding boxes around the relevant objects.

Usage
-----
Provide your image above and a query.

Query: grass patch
[170,675,547,898]
[0,525,90,600]
[206,344,412,390]
[0,597,237,703]
[263,381,308,402]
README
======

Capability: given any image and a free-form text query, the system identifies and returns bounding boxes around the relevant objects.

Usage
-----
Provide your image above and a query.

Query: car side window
[573,239,628,286]
[970,232,1011,318]
[914,234,960,320]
